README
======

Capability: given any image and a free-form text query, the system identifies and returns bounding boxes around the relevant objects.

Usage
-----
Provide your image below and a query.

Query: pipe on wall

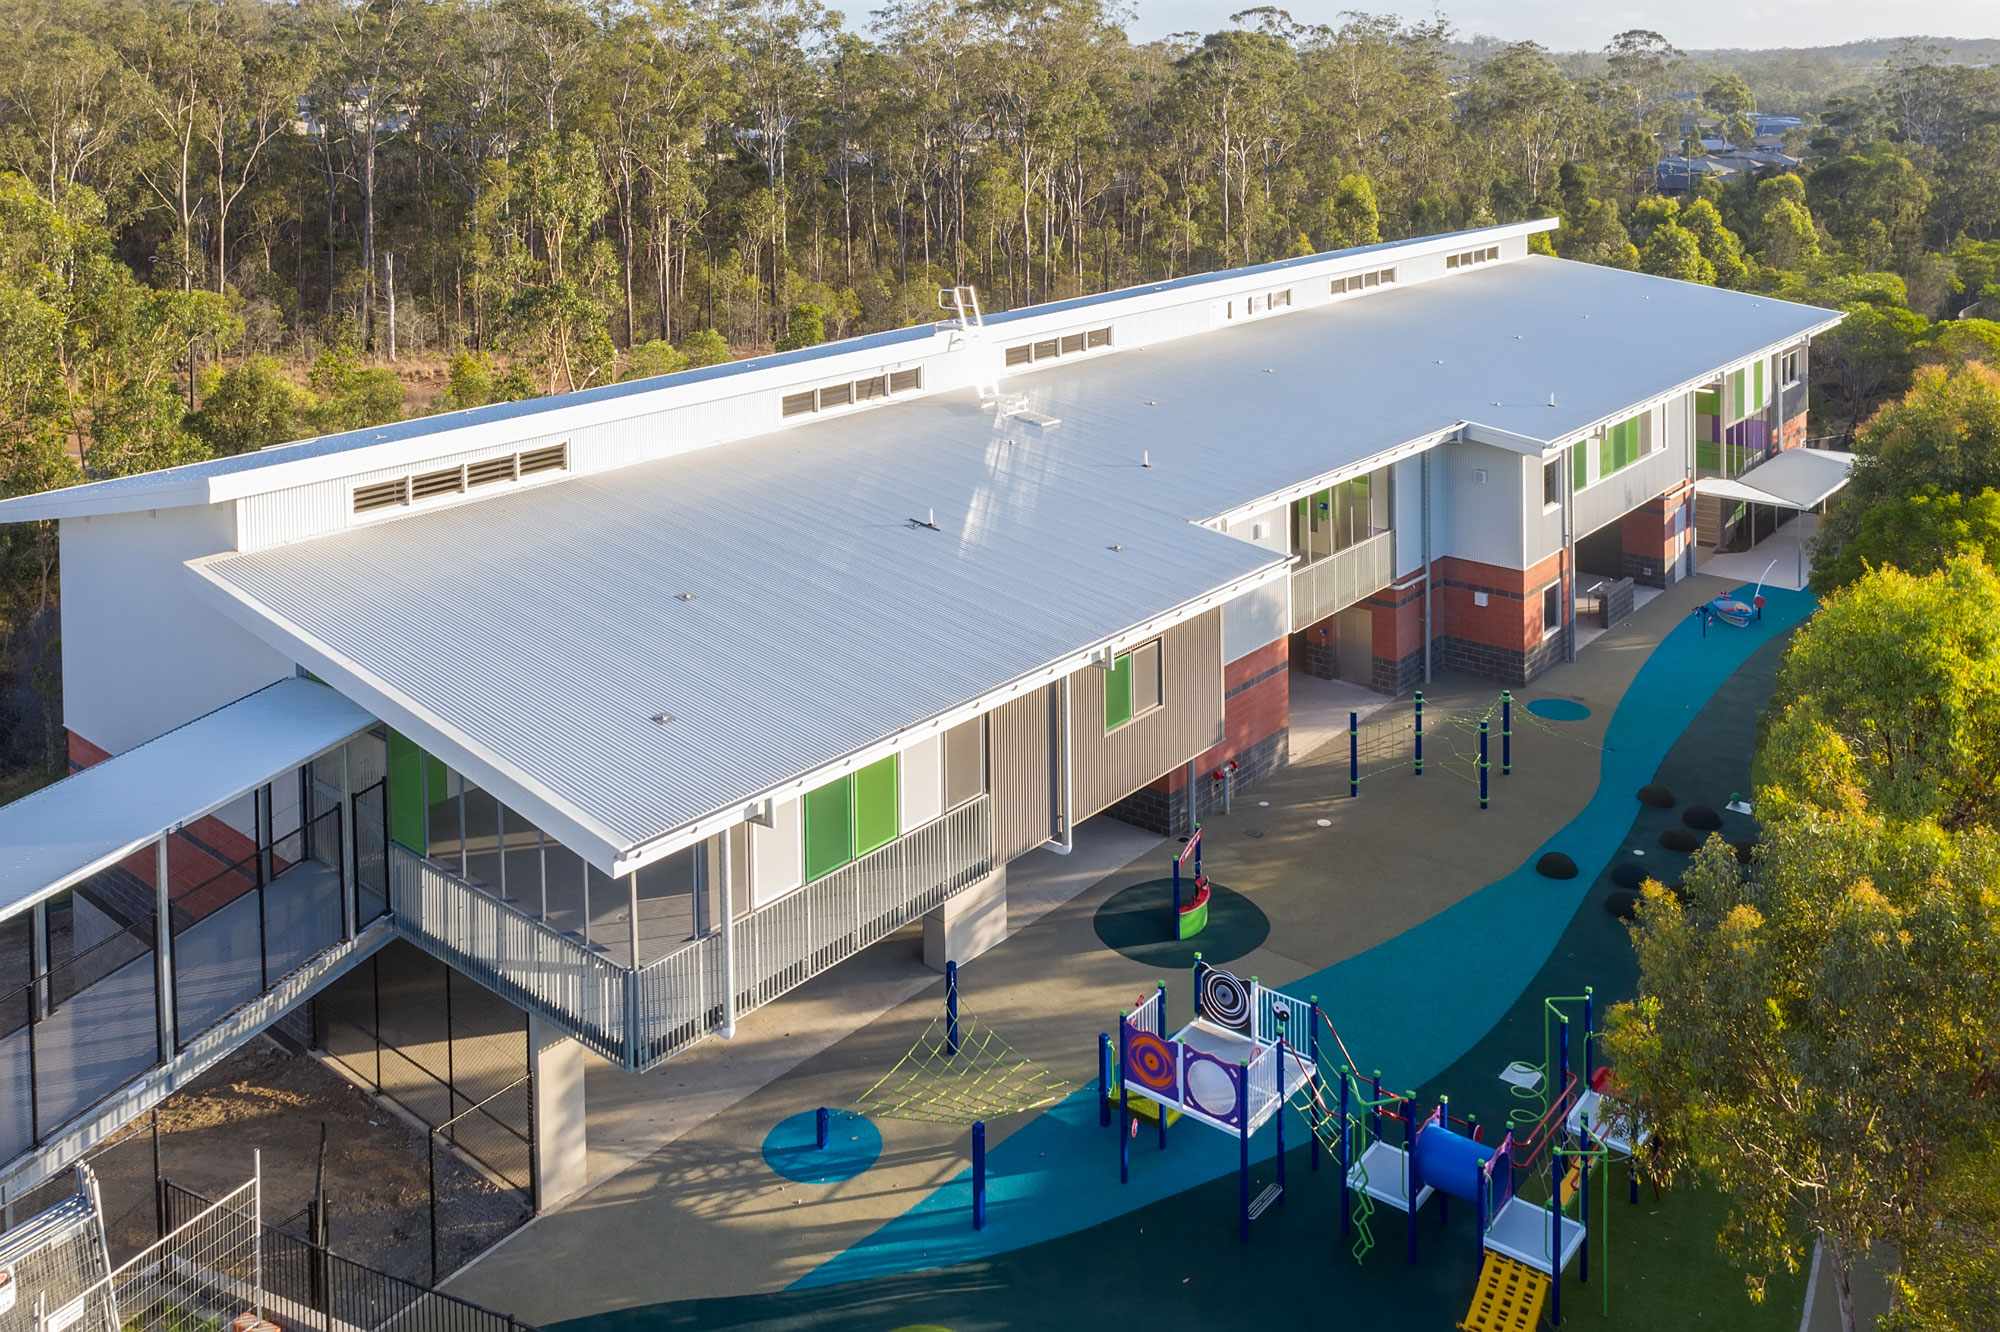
[1044,677,1074,855]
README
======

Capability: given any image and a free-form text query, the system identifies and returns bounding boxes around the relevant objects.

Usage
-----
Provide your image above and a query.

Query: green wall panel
[387,729,425,850]
[1104,653,1134,731]
[853,754,900,856]
[804,778,854,881]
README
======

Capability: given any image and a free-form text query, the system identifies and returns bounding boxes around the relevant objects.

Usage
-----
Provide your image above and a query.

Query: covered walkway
[1696,447,1853,591]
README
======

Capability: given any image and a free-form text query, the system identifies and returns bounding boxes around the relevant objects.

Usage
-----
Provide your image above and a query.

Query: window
[1104,639,1164,732]
[1542,583,1562,635]
[818,380,852,409]
[1727,363,1769,420]
[1572,440,1588,493]
[1270,288,1292,308]
[1543,458,1563,508]
[1332,269,1393,296]
[1060,332,1085,355]
[1291,463,1394,564]
[890,366,923,392]
[944,717,985,810]
[782,390,818,418]
[803,778,854,881]
[1086,327,1113,348]
[1780,350,1802,385]
[851,754,899,857]
[1005,344,1033,367]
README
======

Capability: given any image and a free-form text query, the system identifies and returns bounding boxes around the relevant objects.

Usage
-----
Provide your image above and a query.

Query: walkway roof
[1695,448,1856,512]
[0,679,373,918]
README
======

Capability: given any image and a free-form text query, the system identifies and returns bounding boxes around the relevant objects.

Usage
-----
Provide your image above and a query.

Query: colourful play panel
[762,1110,881,1184]
[1526,697,1591,721]
[1092,877,1268,968]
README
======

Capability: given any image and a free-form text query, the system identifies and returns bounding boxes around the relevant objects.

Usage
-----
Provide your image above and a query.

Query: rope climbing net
[855,994,1071,1126]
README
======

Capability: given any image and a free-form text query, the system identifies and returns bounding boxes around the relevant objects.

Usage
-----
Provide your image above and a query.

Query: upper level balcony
[1287,464,1396,632]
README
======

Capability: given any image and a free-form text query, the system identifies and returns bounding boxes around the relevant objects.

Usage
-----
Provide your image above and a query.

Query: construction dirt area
[41,1036,528,1286]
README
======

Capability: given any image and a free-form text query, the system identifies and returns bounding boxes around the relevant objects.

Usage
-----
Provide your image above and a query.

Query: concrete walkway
[1703,510,1819,592]
[448,577,1741,1322]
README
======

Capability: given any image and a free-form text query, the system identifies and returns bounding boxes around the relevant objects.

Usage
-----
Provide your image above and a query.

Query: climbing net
[855,995,1071,1126]
[1351,709,1418,783]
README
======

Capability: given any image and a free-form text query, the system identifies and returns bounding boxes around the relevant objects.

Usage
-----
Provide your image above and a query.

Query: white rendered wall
[1394,455,1428,579]
[1436,440,1527,570]
[60,506,295,755]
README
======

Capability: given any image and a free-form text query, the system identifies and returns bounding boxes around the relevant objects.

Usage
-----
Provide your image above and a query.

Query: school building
[0,220,1842,1220]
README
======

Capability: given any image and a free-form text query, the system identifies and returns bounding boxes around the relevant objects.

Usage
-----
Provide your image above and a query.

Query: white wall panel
[60,506,294,755]
[751,796,803,907]
[900,735,944,830]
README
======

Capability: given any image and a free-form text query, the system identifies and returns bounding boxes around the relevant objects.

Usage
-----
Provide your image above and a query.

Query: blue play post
[1193,827,1202,880]
[1118,1012,1131,1184]
[1274,1039,1287,1205]
[1309,1000,1322,1172]
[1156,983,1169,1151]
[1479,722,1490,810]
[816,1106,830,1150]
[1583,988,1595,1088]
[946,960,960,1057]
[1438,1095,1452,1226]
[1349,711,1360,796]
[1370,1071,1384,1142]
[1502,690,1513,775]
[1098,1033,1112,1128]
[1558,1013,1571,1096]
[1404,1098,1419,1265]
[1338,1068,1352,1236]
[1552,1142,1565,1326]
[972,1121,987,1230]
[1172,843,1181,917]
[1238,1062,1251,1243]
[1414,692,1425,775]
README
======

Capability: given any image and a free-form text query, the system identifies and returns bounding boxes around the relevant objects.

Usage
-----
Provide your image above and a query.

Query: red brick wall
[1179,638,1289,790]
[68,729,110,772]
[1366,580,1428,663]
[1780,412,1807,451]
[1620,479,1691,574]
[1433,552,1566,656]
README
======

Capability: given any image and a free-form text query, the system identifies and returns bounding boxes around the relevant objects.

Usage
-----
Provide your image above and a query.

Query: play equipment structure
[1171,826,1208,939]
[1103,973,1652,1328]
[1103,960,1315,1240]
[818,961,1068,1230]
[1704,562,1777,631]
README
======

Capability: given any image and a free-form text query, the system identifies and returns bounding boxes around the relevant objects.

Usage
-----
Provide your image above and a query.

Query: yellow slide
[1458,1252,1549,1332]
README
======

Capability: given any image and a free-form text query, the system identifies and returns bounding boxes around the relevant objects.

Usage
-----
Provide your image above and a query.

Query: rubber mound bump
[1609,861,1650,890]
[1536,852,1578,880]
[1732,839,1757,864]
[1682,805,1723,832]
[1637,783,1676,808]
[1657,828,1701,853]
[1604,888,1640,919]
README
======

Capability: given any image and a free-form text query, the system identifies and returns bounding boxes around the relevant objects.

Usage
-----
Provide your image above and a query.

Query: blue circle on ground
[1526,697,1591,721]
[763,1111,881,1183]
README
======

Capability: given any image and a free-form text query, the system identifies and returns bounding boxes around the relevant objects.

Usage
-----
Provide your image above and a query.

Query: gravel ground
[73,1038,528,1286]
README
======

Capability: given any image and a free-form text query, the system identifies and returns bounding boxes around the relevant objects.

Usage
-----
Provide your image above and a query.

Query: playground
[451,575,1815,1332]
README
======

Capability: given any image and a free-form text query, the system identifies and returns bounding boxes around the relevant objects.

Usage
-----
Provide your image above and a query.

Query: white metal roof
[183,256,1838,875]
[1695,448,1855,511]
[0,679,373,918]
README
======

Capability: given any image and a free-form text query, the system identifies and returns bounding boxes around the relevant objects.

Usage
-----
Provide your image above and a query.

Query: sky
[1120,1,2000,52]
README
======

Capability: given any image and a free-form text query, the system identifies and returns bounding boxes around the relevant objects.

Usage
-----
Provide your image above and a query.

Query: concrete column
[529,1017,588,1213]
[923,866,1007,972]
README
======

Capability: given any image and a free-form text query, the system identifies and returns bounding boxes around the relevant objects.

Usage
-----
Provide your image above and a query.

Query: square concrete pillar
[529,1017,589,1213]
[923,866,1007,972]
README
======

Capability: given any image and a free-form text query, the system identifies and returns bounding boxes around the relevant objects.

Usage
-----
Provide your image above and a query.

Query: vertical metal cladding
[989,687,1055,862]
[1070,608,1225,821]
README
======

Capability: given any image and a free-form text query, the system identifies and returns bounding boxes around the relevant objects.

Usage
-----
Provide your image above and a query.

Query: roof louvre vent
[410,465,465,502]
[518,442,568,476]
[352,477,409,514]
[467,455,517,488]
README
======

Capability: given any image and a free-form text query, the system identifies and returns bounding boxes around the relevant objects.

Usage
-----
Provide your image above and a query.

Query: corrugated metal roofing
[1696,448,1855,511]
[189,256,1837,873]
[0,679,373,915]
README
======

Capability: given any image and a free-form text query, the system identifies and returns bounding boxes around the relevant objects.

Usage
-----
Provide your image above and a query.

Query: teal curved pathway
[792,585,1814,1290]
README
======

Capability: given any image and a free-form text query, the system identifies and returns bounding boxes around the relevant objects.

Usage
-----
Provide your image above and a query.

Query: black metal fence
[161,1181,537,1332]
